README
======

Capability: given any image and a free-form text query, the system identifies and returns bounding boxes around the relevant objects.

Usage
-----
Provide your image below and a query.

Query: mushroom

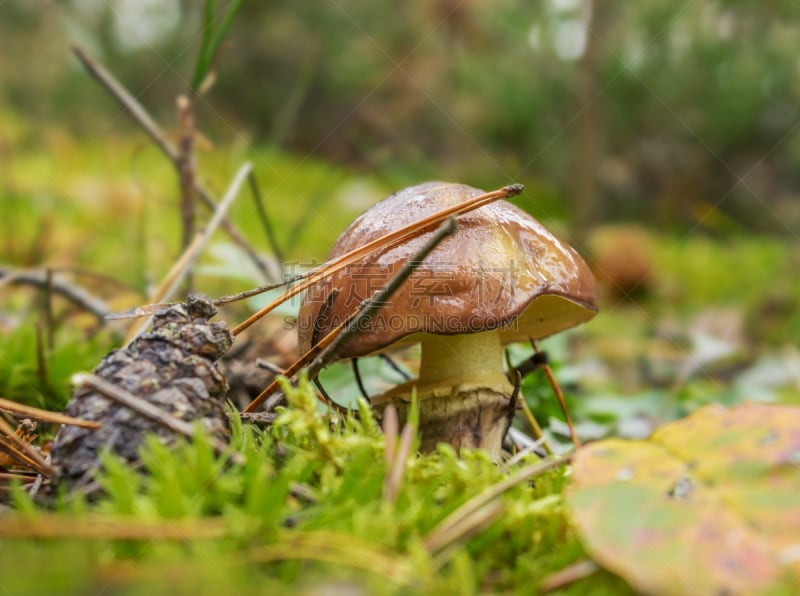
[298,182,598,457]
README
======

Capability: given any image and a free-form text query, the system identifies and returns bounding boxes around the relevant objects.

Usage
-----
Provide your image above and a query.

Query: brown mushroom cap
[297,182,598,358]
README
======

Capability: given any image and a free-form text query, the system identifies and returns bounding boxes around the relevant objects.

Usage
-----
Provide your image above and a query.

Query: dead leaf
[568,402,800,595]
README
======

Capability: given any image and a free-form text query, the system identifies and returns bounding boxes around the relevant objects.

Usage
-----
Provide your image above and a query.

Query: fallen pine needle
[0,514,227,540]
[0,396,101,430]
[0,416,53,476]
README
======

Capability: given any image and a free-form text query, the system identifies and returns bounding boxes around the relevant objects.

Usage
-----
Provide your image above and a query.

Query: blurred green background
[1,1,799,419]
[4,1,800,233]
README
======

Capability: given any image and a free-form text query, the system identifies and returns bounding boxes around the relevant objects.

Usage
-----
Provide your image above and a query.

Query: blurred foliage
[1,1,799,231]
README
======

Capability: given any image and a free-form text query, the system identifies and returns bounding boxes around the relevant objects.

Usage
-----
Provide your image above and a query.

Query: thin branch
[503,429,547,470]
[311,378,331,404]
[254,360,286,375]
[71,373,239,463]
[0,266,111,321]
[513,350,549,379]
[504,370,522,430]
[106,275,300,321]
[213,276,304,305]
[72,45,176,160]
[34,323,49,394]
[71,45,273,283]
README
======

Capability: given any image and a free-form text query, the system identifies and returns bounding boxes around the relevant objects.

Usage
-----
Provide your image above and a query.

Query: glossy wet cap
[297,182,598,357]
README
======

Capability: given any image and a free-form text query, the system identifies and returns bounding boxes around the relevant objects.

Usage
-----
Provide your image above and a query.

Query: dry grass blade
[71,373,240,463]
[427,500,506,555]
[0,415,53,476]
[539,560,599,592]
[231,183,523,336]
[383,420,415,504]
[0,397,102,430]
[423,455,570,554]
[123,162,253,345]
[0,514,227,540]
[382,405,398,465]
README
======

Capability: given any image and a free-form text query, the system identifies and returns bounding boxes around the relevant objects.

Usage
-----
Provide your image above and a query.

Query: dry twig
[71,45,274,283]
[0,266,111,321]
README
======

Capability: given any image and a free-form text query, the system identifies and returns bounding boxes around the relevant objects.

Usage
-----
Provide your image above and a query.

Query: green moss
[1,377,615,594]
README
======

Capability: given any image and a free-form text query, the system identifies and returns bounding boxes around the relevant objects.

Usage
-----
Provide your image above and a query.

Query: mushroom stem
[418,331,510,392]
[378,330,516,457]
